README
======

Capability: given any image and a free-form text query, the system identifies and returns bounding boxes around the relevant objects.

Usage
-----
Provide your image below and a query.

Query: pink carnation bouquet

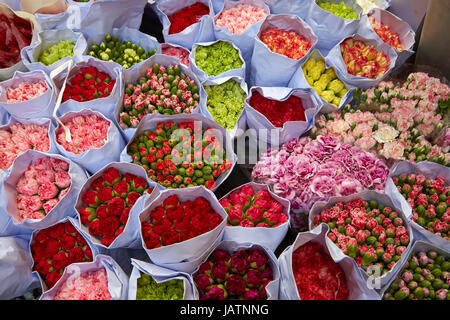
[0,122,51,170]
[215,3,269,35]
[6,80,48,103]
[52,268,112,300]
[15,156,71,221]
[251,135,390,215]
[161,44,190,66]
[56,113,110,155]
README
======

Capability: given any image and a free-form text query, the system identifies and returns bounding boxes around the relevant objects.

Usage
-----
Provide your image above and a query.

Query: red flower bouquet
[248,91,306,128]
[31,221,94,288]
[61,66,116,103]
[141,194,223,249]
[260,27,312,60]
[292,242,350,300]
[369,15,402,51]
[220,184,288,228]
[78,167,154,247]
[168,2,210,34]
[194,247,274,300]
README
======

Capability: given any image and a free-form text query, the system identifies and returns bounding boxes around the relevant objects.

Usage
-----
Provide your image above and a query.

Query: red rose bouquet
[194,246,274,300]
[30,220,94,289]
[78,166,154,247]
[220,184,288,228]
[141,194,223,249]
[292,241,350,300]
[61,66,116,103]
[168,2,210,35]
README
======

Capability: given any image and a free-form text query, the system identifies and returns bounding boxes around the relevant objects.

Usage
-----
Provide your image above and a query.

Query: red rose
[195,273,213,292]
[246,206,263,223]
[126,192,141,207]
[120,207,131,225]
[152,218,172,235]
[141,221,153,235]
[200,285,227,301]
[101,236,116,247]
[261,264,273,280]
[163,194,180,209]
[211,260,229,282]
[46,223,66,240]
[60,233,76,251]
[91,177,105,190]
[228,205,244,225]
[239,218,255,228]
[83,246,93,260]
[70,73,85,86]
[67,248,85,267]
[43,238,61,258]
[243,289,259,300]
[123,173,137,183]
[88,219,102,237]
[52,251,71,271]
[79,207,95,224]
[35,258,53,275]
[149,206,166,223]
[212,249,231,263]
[263,209,281,226]
[35,231,48,243]
[107,197,125,216]
[103,167,121,185]
[256,222,270,228]
[45,271,63,288]
[229,191,249,207]
[95,205,108,220]
[208,212,223,230]
[253,198,271,211]
[198,261,213,274]
[248,249,268,270]
[31,242,45,261]
[143,232,162,249]
[225,274,246,296]
[230,250,250,274]
[191,214,209,235]
[113,181,129,197]
[80,66,98,79]
[76,233,87,246]
[245,269,262,288]
[193,197,211,211]
[97,186,113,203]
[100,215,121,237]
[161,229,180,246]
[219,198,232,210]
[115,226,124,238]
[174,219,191,235]
[166,207,185,223]
[82,189,99,207]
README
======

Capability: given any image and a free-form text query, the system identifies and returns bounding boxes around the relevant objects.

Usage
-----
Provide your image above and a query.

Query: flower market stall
[0,0,449,303]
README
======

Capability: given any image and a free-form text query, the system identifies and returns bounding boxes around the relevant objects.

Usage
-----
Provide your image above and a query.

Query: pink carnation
[53,269,112,300]
[6,80,48,103]
[55,171,71,188]
[215,4,268,35]
[38,182,59,200]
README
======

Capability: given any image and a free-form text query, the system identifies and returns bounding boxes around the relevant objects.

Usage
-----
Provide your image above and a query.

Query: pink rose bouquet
[215,3,269,35]
[251,135,390,214]
[6,80,48,103]
[15,156,71,221]
[312,72,449,166]
[55,113,109,155]
[0,122,51,170]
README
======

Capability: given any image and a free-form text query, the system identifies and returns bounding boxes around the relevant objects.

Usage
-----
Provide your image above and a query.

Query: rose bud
[195,273,213,292]
[242,289,259,300]
[211,260,229,283]
[225,274,246,296]
[200,285,228,300]
[248,249,268,270]
[230,250,250,274]
[212,250,231,264]
[227,205,244,226]
[244,269,262,289]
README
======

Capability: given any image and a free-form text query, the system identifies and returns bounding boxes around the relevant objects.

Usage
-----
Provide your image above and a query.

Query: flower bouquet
[312,72,450,166]
[53,109,125,174]
[245,86,319,144]
[386,161,450,251]
[161,43,190,67]
[120,113,236,191]
[308,190,413,288]
[305,0,362,50]
[0,117,56,171]
[0,69,56,119]
[128,258,197,300]
[155,0,215,50]
[219,182,290,252]
[40,254,128,300]
[75,163,159,248]
[251,14,317,87]
[29,218,96,291]
[1,150,88,230]
[251,135,390,230]
[381,241,449,300]
[278,223,380,300]
[193,240,280,300]
[116,54,204,141]
[21,28,87,75]
[139,187,227,270]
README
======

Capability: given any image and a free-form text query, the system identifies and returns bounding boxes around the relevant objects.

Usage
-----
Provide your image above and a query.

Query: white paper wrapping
[326,33,398,89]
[39,254,129,300]
[74,162,160,250]
[278,223,381,299]
[21,28,87,75]
[119,113,237,193]
[190,240,281,300]
[357,8,415,68]
[1,150,88,231]
[138,187,228,270]
[128,258,197,300]
[0,106,10,125]
[114,54,205,142]
[308,190,414,290]
[0,235,35,299]
[264,0,313,20]
[53,57,123,122]
[52,108,126,174]
[189,40,246,83]
[250,14,318,87]
[219,182,291,252]
[385,161,450,252]
[288,49,355,112]
[0,69,56,119]
[244,86,320,145]
[305,0,362,50]
[200,76,248,139]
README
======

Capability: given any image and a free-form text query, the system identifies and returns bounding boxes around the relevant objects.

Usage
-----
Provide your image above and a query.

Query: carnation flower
[53,269,112,300]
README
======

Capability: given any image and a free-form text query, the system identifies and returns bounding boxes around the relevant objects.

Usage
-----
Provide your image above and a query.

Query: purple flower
[317,135,341,151]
